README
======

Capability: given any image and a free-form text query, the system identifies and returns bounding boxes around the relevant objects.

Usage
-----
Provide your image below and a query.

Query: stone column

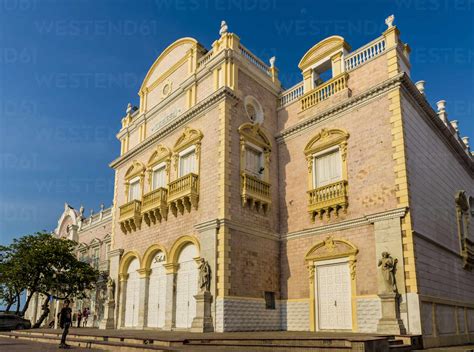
[163,263,178,330]
[99,299,116,329]
[118,274,128,328]
[136,269,150,329]
[191,291,214,332]
[107,248,123,329]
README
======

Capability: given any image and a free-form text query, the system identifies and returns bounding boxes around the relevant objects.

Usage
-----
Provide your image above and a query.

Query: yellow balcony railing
[300,72,349,111]
[241,172,271,214]
[142,187,168,225]
[308,180,348,221]
[168,173,199,216]
[119,199,142,233]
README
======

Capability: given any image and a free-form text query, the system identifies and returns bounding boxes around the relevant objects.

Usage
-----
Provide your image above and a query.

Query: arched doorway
[175,243,198,328]
[147,251,167,328]
[305,236,358,331]
[124,258,140,327]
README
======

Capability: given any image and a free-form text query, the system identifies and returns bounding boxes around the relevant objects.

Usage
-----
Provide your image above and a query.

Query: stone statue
[385,14,395,29]
[107,277,115,301]
[198,258,211,292]
[378,252,398,293]
[79,205,84,217]
[219,20,228,36]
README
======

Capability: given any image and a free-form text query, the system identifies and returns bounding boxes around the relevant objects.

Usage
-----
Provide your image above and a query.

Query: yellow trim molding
[168,235,201,264]
[118,250,141,276]
[141,244,169,271]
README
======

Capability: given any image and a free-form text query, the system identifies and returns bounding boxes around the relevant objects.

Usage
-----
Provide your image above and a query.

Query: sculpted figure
[378,252,398,293]
[107,277,115,301]
[198,258,211,292]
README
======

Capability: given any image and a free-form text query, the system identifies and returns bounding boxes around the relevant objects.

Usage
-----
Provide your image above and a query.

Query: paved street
[0,337,102,352]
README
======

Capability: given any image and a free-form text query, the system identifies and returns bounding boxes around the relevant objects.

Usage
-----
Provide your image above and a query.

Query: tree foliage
[0,232,100,317]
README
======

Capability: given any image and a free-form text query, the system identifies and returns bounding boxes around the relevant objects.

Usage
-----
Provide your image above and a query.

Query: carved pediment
[147,144,171,168]
[304,128,349,156]
[299,36,351,71]
[305,236,358,261]
[125,160,146,180]
[173,127,203,153]
[238,123,271,150]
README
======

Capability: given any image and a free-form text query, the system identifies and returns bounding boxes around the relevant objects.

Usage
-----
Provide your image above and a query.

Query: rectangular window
[314,148,342,187]
[128,178,140,201]
[152,164,166,190]
[93,248,99,269]
[179,148,196,177]
[264,291,276,310]
[245,146,263,178]
[106,243,111,260]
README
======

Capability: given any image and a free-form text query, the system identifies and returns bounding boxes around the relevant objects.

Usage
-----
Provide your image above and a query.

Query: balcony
[119,199,142,233]
[142,187,168,225]
[300,72,349,111]
[308,180,348,221]
[168,173,199,216]
[241,173,271,214]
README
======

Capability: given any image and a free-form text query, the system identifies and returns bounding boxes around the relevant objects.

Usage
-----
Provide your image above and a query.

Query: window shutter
[179,150,196,177]
[314,149,342,187]
[245,147,263,177]
[152,166,166,189]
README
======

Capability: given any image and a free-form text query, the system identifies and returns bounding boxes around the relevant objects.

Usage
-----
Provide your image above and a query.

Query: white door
[124,258,140,327]
[316,261,352,330]
[175,244,198,328]
[147,253,167,328]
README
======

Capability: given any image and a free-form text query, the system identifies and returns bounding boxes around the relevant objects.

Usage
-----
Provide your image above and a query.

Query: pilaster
[136,269,151,328]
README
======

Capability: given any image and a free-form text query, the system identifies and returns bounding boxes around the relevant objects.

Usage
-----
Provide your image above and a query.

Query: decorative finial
[219,20,228,36]
[450,120,459,133]
[269,56,276,68]
[462,137,470,149]
[90,209,94,216]
[385,14,395,29]
[436,100,446,113]
[126,103,132,115]
[415,80,425,95]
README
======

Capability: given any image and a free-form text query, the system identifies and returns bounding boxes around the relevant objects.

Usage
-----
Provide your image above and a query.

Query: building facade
[27,16,473,348]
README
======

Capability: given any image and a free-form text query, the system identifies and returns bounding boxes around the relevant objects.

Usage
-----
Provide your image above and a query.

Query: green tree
[0,232,100,325]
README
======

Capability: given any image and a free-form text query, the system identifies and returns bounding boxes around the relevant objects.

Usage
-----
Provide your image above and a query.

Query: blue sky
[0,0,473,245]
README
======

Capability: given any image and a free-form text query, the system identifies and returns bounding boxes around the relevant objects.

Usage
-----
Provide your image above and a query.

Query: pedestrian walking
[76,310,82,328]
[59,299,72,349]
[82,307,89,327]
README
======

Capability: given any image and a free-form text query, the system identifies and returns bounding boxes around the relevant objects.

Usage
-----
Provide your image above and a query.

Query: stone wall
[401,91,474,346]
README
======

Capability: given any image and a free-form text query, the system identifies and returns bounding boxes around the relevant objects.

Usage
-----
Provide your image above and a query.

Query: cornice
[282,207,408,241]
[110,87,240,169]
[399,77,474,174]
[276,73,405,143]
